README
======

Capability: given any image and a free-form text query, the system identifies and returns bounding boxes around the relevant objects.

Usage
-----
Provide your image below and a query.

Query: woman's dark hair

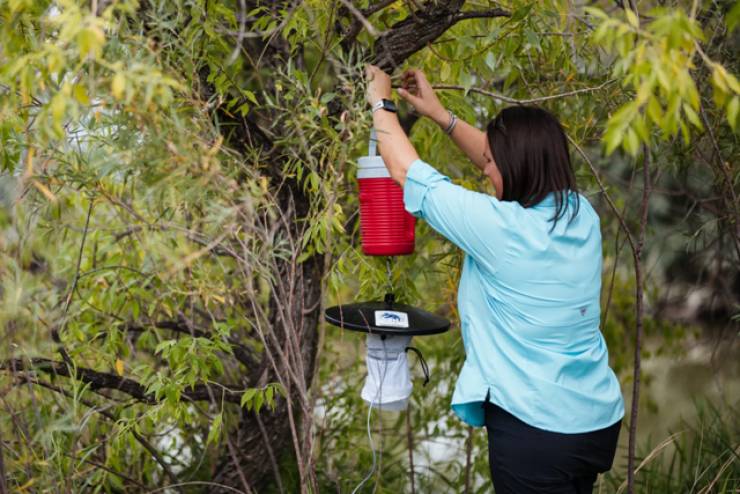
[486,105,580,233]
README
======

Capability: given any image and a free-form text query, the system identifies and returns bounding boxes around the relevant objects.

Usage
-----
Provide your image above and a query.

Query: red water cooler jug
[357,129,416,256]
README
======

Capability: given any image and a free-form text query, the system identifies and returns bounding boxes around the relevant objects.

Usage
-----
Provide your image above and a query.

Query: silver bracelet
[444,110,458,135]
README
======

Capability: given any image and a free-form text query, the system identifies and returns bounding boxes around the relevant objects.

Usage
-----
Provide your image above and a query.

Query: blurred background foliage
[0,0,738,492]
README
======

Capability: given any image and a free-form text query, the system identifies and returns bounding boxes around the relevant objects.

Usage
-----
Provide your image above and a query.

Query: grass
[603,400,739,493]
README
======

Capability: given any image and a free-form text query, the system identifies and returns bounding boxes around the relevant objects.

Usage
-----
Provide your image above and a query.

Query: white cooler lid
[357,128,391,179]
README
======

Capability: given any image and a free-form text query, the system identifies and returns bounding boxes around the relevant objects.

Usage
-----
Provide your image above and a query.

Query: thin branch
[255,412,286,494]
[338,0,382,37]
[55,199,95,367]
[20,377,182,489]
[567,135,638,255]
[68,454,149,490]
[698,103,740,261]
[427,78,617,105]
[0,427,6,494]
[227,0,249,64]
[628,146,652,494]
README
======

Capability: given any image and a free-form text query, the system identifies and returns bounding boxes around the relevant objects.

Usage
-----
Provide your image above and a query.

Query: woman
[364,64,625,494]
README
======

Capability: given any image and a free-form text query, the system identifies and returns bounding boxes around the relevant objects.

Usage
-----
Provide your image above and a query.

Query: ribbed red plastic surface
[358,177,415,256]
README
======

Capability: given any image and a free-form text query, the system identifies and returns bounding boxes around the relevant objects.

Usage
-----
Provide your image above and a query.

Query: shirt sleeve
[403,158,512,274]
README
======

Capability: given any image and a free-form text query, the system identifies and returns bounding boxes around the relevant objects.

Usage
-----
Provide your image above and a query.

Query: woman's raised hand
[398,69,447,124]
[365,64,392,107]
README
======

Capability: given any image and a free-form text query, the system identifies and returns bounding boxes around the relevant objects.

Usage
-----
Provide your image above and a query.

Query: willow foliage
[1,0,737,492]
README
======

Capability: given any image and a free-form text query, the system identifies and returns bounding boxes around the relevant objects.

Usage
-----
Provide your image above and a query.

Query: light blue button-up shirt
[403,158,624,433]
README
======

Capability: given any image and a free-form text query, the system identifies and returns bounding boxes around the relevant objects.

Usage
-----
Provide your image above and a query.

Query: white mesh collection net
[361,333,413,411]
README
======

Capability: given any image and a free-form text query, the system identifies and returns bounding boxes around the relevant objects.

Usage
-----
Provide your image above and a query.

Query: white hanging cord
[352,336,389,494]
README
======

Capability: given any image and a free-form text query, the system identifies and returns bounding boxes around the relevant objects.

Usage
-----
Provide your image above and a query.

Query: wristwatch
[371,98,398,113]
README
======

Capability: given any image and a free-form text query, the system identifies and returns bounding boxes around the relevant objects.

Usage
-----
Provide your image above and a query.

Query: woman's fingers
[401,72,419,90]
[398,85,424,110]
[365,63,384,81]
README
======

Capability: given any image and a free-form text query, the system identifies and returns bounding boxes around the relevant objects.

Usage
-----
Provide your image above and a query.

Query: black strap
[405,346,430,386]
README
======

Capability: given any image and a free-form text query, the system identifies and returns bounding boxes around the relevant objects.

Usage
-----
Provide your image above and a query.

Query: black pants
[484,399,621,494]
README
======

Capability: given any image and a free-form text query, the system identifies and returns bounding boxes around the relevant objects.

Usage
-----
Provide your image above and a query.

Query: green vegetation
[603,402,740,494]
[1,0,737,492]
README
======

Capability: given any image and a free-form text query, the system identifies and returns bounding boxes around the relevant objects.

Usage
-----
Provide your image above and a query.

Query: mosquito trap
[324,129,451,411]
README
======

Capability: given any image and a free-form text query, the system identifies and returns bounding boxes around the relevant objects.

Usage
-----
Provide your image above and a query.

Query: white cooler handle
[368,128,377,156]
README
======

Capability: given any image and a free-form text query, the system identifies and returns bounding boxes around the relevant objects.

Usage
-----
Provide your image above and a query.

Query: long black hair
[486,105,580,233]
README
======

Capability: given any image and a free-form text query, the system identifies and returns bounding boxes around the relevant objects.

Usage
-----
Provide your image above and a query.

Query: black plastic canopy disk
[324,294,451,336]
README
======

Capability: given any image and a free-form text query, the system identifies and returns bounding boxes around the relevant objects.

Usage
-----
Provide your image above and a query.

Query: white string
[352,336,388,494]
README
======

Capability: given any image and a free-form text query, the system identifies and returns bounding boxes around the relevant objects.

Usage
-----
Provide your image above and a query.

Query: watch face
[383,98,398,113]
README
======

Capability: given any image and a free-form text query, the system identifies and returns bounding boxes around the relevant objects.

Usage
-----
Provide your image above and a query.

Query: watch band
[371,98,397,113]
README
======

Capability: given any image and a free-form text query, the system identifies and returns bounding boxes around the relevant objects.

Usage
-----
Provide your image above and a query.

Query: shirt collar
[534,192,557,207]
[534,191,574,208]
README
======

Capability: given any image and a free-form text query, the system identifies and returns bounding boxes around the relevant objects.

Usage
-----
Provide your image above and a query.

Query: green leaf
[679,120,690,144]
[112,72,126,100]
[633,114,650,142]
[682,103,703,130]
[525,29,540,49]
[511,3,533,22]
[77,26,105,61]
[624,126,640,156]
[241,388,258,408]
[647,97,663,124]
[254,389,264,412]
[484,52,497,71]
[320,92,336,104]
[73,84,90,106]
[243,89,258,104]
[625,9,639,29]
[207,412,223,445]
[727,96,739,132]
[728,1,740,32]
[265,385,274,409]
[584,6,608,20]
[604,127,622,155]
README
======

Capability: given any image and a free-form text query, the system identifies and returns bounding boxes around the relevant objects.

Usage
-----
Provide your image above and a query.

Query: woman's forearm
[430,109,489,173]
[372,109,420,187]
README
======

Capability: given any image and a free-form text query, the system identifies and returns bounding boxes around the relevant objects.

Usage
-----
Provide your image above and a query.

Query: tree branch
[427,78,617,105]
[3,359,244,405]
[371,0,507,71]
[628,146,652,494]
[124,319,260,372]
[454,8,510,22]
